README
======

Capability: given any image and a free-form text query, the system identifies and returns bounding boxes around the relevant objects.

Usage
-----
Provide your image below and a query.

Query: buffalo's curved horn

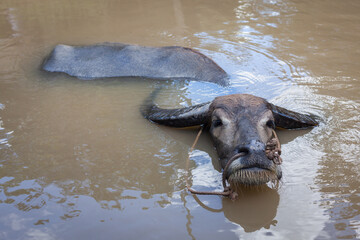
[269,104,319,129]
[141,89,211,128]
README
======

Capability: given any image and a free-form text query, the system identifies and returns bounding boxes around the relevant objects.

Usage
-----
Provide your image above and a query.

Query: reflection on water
[0,0,360,239]
[191,186,280,232]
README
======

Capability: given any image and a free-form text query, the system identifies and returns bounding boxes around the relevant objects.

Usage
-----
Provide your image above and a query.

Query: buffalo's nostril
[237,147,249,155]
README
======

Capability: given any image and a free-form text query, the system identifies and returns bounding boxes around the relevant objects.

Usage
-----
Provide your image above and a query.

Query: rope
[265,129,282,165]
[185,127,282,200]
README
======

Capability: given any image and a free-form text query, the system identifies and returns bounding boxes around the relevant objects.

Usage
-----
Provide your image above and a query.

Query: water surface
[0,0,359,239]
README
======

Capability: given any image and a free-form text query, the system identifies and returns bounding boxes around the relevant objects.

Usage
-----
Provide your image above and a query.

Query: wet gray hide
[42,43,229,85]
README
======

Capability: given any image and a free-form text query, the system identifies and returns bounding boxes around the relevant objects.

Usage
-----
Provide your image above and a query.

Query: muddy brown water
[0,0,359,239]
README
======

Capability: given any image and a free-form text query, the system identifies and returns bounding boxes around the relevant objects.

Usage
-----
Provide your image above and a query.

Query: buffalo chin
[228,168,279,190]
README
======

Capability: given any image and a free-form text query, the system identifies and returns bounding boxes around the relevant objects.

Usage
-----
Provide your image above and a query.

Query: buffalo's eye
[212,119,223,128]
[266,120,275,129]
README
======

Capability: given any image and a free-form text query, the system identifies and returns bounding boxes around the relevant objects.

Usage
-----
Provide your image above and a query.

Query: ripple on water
[187,33,307,101]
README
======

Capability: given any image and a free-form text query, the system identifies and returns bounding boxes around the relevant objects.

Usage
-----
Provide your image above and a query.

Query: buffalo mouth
[225,155,282,189]
[228,168,277,186]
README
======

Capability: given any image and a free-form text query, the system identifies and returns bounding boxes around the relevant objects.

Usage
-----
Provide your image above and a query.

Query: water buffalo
[42,43,318,191]
[141,91,317,190]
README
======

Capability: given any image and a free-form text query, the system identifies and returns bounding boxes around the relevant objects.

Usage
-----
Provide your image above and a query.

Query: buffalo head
[141,91,318,189]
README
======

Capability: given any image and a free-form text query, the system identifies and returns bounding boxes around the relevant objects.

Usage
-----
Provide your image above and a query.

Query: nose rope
[185,127,282,200]
[265,129,282,165]
[185,126,238,199]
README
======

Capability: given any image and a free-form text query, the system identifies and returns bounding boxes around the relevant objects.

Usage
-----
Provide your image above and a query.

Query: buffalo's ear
[269,104,319,129]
